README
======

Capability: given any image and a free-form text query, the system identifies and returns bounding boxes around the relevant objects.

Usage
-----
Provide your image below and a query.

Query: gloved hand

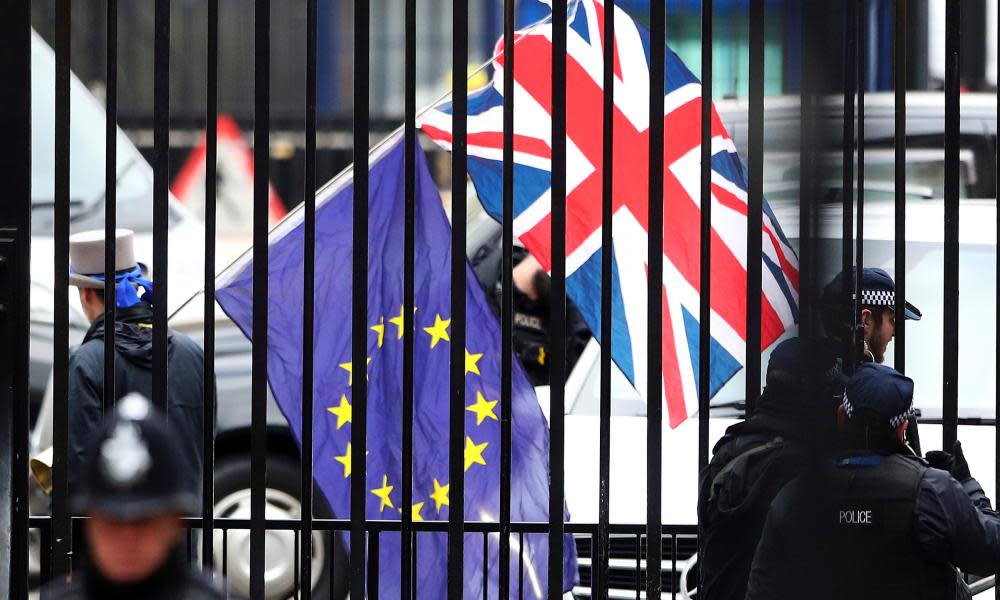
[926,440,972,482]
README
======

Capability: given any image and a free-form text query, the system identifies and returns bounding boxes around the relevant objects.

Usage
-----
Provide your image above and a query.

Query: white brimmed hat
[68,229,148,289]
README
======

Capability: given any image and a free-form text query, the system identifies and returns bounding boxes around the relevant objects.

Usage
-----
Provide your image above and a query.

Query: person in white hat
[65,229,209,497]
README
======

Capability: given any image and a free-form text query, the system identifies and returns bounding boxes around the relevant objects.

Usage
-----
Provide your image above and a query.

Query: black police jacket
[67,304,211,493]
[697,414,816,600]
[41,549,225,600]
[746,449,1000,600]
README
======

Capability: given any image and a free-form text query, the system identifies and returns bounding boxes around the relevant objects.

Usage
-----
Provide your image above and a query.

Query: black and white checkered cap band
[842,392,914,429]
[861,289,895,308]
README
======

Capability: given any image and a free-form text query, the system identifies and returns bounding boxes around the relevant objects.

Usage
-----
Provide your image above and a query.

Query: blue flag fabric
[216,139,578,598]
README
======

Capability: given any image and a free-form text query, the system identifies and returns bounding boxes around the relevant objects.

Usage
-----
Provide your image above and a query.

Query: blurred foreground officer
[65,229,208,493]
[697,337,843,600]
[43,394,223,599]
[746,364,1000,600]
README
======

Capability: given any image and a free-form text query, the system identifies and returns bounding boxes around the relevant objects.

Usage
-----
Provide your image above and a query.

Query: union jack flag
[421,0,799,427]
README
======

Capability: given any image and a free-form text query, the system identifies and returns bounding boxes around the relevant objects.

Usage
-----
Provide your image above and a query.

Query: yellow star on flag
[371,475,395,512]
[466,391,499,426]
[326,395,352,429]
[338,357,372,385]
[465,349,484,376]
[334,443,352,478]
[371,317,386,348]
[430,479,449,512]
[389,305,417,340]
[402,501,425,522]
[423,314,451,348]
[464,436,489,471]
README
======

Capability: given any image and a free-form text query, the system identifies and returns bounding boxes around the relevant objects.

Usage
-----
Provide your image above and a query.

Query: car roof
[715,92,997,154]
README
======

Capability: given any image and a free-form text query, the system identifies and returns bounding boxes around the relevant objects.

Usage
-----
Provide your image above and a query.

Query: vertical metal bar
[698,0,713,479]
[893,0,907,372]
[634,534,640,600]
[697,0,712,589]
[300,0,317,595]
[152,0,170,412]
[350,0,370,593]
[855,0,865,328]
[482,532,489,597]
[52,0,73,580]
[332,528,339,600]
[671,534,677,599]
[597,0,615,598]
[367,532,379,599]
[745,0,763,415]
[646,0,665,593]
[411,531,418,600]
[103,0,118,414]
[549,0,568,593]
[202,0,219,574]
[0,3,31,593]
[500,0,516,595]
[499,0,515,594]
[942,0,960,449]
[518,532,525,600]
[40,523,53,587]
[222,528,228,582]
[798,2,816,339]
[401,0,416,591]
[250,0,271,596]
[294,530,301,598]
[448,0,468,595]
[842,0,858,370]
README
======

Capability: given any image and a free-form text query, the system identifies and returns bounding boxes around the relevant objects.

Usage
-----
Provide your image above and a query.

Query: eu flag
[216,139,578,598]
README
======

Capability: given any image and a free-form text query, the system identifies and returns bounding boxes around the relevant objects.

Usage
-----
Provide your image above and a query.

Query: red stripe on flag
[711,182,800,291]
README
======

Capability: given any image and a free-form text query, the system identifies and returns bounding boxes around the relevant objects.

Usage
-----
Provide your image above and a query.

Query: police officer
[746,363,1000,600]
[64,229,210,494]
[697,337,843,600]
[821,267,922,366]
[42,393,223,599]
[822,266,924,453]
[474,243,590,386]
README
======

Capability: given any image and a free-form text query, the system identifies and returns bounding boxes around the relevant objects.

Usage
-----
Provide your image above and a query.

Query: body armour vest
[825,453,957,599]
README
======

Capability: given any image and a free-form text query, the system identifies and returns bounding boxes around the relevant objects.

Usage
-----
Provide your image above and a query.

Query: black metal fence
[0,0,994,598]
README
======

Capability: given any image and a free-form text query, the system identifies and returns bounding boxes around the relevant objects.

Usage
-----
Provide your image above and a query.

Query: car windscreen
[30,29,157,236]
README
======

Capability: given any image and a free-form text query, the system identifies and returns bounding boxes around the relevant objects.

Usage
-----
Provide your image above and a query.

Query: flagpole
[167,13,559,321]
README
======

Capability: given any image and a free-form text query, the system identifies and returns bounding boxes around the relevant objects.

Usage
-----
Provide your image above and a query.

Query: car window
[30,30,158,236]
[765,147,976,200]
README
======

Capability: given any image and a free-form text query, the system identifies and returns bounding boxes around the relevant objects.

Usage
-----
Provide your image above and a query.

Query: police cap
[842,363,916,429]
[823,267,922,321]
[72,393,200,520]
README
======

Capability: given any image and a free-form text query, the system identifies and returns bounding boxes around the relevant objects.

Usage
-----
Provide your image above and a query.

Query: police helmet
[72,393,200,520]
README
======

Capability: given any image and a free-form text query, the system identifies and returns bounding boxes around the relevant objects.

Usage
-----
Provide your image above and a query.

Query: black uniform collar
[81,546,189,600]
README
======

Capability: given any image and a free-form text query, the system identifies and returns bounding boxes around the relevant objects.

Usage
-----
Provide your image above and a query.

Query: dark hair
[820,303,891,344]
